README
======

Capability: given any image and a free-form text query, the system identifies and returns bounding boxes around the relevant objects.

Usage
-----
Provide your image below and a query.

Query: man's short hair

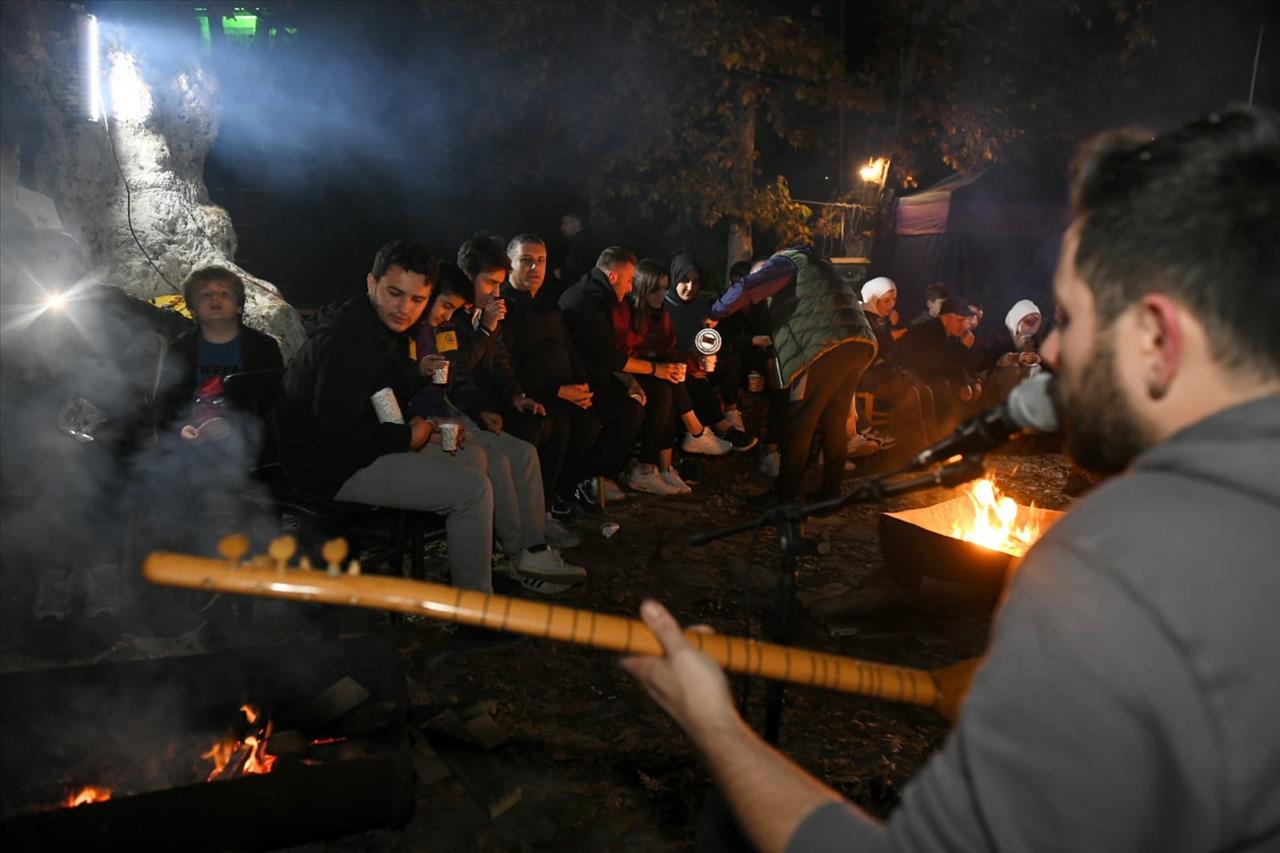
[1070,106,1280,378]
[925,282,951,302]
[433,261,475,305]
[595,246,638,272]
[457,232,511,278]
[728,260,752,281]
[182,265,245,315]
[507,233,546,254]
[371,240,438,283]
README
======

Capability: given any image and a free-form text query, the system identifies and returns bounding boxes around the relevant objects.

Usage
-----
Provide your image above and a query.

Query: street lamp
[859,157,889,185]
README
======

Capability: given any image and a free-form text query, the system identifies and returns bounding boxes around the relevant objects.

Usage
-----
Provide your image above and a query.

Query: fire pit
[0,636,414,851]
[880,478,1064,609]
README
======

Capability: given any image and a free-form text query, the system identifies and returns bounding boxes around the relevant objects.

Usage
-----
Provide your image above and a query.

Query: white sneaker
[516,547,587,582]
[512,574,573,596]
[625,467,683,495]
[576,476,625,505]
[545,514,581,549]
[723,408,746,433]
[846,434,881,459]
[602,478,626,502]
[758,450,780,479]
[682,429,733,456]
[864,429,897,450]
[660,469,693,495]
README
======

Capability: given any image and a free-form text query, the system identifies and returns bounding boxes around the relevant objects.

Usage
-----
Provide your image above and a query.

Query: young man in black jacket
[558,246,645,504]
[275,241,498,593]
[441,237,585,568]
[501,233,604,517]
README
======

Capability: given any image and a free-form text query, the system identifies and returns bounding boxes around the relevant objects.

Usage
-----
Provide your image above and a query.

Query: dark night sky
[82,1,1279,307]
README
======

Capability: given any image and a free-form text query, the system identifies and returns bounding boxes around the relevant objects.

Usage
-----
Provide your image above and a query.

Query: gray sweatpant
[454,416,547,559]
[333,447,494,592]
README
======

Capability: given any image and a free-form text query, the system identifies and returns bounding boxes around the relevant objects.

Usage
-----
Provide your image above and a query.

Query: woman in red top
[613,259,731,495]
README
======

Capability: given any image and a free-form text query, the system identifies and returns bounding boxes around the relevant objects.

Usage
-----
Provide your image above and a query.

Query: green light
[196,14,211,55]
[221,13,258,44]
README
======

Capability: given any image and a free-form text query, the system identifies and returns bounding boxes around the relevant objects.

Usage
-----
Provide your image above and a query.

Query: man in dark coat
[558,246,645,502]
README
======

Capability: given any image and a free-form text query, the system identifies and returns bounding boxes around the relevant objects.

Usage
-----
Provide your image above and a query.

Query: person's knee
[456,467,493,511]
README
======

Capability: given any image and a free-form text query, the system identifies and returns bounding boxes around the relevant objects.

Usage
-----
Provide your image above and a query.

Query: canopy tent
[878,160,1066,336]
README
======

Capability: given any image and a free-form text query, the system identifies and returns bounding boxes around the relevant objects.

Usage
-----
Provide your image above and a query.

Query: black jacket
[156,323,284,427]
[275,295,424,497]
[897,315,970,384]
[558,269,629,385]
[499,282,584,403]
[447,309,522,421]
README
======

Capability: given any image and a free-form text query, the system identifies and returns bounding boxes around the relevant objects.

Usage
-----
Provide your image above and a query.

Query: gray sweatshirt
[789,394,1280,853]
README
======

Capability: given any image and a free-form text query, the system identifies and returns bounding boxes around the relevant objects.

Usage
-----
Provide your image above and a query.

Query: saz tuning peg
[217,533,251,566]
[322,538,349,577]
[268,536,298,572]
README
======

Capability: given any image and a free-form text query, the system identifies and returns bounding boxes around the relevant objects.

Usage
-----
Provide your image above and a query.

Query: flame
[65,785,112,807]
[203,703,276,781]
[950,478,1042,557]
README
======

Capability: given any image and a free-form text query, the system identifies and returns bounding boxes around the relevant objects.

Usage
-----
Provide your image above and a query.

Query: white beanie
[860,277,897,315]
[1005,299,1042,340]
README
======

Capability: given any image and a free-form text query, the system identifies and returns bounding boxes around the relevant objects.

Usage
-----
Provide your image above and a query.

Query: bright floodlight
[859,157,889,184]
[44,292,69,312]
[81,14,102,121]
[108,50,153,122]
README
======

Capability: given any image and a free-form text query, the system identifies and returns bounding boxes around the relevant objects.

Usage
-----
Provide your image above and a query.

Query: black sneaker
[549,493,577,521]
[720,427,759,452]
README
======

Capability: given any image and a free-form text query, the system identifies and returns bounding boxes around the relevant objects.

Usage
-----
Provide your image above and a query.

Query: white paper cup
[432,362,450,385]
[439,422,460,452]
[747,371,765,393]
[370,387,405,424]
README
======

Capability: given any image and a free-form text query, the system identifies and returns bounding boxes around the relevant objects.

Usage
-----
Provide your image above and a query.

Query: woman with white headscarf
[985,298,1045,398]
[855,276,939,447]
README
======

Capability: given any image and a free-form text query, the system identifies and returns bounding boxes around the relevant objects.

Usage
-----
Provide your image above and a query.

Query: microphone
[908,372,1058,470]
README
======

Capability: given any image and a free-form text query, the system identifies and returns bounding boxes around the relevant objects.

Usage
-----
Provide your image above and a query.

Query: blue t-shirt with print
[196,335,243,387]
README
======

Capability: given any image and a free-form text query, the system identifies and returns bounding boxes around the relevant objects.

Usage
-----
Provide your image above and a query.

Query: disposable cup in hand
[439,421,460,452]
[747,371,765,393]
[371,387,405,424]
[432,361,450,385]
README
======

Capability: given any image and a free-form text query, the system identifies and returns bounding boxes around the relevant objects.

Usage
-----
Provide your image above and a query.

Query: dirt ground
[1,427,1075,852]
[287,436,1074,852]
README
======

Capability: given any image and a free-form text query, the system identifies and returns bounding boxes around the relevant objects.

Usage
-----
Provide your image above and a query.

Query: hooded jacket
[666,252,713,354]
[275,294,423,497]
[789,394,1280,853]
[710,248,876,387]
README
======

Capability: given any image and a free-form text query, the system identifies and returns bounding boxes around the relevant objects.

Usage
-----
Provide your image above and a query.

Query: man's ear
[1136,294,1184,400]
[366,273,377,296]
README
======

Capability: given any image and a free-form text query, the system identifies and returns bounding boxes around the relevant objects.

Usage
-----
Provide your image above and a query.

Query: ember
[64,786,111,808]
[203,704,277,781]
[949,478,1043,557]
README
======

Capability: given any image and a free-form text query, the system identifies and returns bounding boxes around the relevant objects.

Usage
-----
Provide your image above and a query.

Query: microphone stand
[689,454,988,744]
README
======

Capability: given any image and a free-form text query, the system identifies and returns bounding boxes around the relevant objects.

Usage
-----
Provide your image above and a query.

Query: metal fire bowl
[879,495,1064,599]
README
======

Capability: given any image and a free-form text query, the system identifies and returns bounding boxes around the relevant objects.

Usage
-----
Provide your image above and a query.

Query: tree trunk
[726,220,753,281]
[724,100,757,280]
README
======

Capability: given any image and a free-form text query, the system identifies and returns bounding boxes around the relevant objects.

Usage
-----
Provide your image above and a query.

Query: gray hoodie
[790,394,1280,852]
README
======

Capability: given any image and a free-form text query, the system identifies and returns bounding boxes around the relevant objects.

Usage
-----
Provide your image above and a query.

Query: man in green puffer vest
[708,247,877,500]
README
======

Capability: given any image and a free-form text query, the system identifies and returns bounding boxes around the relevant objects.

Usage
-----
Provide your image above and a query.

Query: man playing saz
[623,106,1280,852]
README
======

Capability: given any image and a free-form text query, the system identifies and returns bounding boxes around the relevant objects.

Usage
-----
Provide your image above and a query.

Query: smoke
[0,7,286,654]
